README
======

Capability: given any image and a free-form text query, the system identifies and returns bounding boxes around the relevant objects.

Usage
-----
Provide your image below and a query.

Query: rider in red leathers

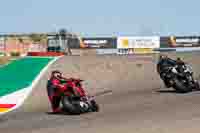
[47,70,87,113]
[47,70,67,113]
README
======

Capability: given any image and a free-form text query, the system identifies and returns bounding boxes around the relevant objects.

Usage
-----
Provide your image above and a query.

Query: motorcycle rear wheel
[173,78,192,93]
[193,81,200,91]
[61,96,82,115]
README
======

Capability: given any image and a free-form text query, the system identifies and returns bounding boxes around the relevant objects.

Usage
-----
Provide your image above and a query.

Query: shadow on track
[45,111,95,116]
[156,90,177,93]
[46,111,81,116]
[156,88,200,94]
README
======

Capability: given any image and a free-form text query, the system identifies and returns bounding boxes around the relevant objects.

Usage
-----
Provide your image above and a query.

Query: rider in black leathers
[157,55,185,87]
[157,55,177,74]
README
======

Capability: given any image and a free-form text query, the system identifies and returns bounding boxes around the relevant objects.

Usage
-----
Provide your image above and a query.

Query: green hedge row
[10,52,21,57]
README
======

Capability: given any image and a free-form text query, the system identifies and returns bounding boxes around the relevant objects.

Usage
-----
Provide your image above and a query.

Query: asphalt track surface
[1,52,200,133]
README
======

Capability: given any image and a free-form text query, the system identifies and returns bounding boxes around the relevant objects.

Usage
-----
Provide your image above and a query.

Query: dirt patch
[0,56,21,65]
[0,56,12,65]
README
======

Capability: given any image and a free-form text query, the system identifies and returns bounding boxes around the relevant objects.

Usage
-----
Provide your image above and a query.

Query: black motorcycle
[157,63,200,93]
[59,78,99,115]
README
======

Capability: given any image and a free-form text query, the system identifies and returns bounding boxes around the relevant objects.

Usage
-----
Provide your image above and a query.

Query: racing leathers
[157,57,177,76]
[157,57,186,87]
[47,77,67,113]
[47,76,87,113]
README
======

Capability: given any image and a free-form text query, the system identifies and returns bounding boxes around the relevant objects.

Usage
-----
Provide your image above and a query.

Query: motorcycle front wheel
[90,100,99,112]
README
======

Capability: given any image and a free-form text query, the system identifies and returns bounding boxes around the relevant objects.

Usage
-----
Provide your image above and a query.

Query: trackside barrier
[153,48,176,52]
[175,47,200,52]
[71,47,200,56]
[117,48,160,55]
[154,47,200,52]
[96,49,118,55]
[27,52,65,56]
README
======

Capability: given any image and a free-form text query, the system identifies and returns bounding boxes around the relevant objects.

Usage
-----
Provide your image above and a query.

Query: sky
[0,0,199,36]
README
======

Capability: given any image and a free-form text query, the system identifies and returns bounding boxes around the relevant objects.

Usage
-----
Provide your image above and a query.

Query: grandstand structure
[0,31,78,56]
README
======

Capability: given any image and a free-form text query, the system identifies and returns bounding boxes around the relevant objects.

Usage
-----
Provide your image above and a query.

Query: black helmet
[159,54,168,60]
[51,70,62,79]
[176,57,184,64]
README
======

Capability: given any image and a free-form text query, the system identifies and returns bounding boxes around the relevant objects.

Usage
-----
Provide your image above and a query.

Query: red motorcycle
[59,78,99,114]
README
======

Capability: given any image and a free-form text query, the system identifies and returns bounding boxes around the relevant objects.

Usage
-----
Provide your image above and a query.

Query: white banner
[117,36,160,49]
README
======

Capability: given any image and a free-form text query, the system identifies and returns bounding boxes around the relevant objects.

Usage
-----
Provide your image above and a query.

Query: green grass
[0,57,54,97]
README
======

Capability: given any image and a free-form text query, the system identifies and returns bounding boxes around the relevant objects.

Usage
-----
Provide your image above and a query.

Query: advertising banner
[117,36,160,49]
[133,48,158,54]
[169,36,200,47]
[79,37,117,49]
[117,49,134,55]
[117,48,158,55]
